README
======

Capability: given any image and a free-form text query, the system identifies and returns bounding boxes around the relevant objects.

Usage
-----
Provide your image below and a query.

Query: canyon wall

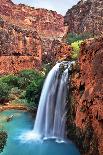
[0,19,42,74]
[0,0,67,39]
[68,37,103,155]
[0,0,68,74]
[64,0,103,36]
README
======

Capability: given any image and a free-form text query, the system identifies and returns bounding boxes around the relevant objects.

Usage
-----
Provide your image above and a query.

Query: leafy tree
[0,75,19,88]
[66,32,93,44]
[0,82,10,103]
[25,77,44,108]
[18,69,44,89]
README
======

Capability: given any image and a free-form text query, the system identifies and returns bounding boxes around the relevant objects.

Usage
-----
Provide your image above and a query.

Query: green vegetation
[0,69,45,110]
[0,75,19,88]
[0,131,7,153]
[25,78,44,109]
[0,82,10,103]
[66,32,93,60]
[71,40,83,59]
[66,32,93,44]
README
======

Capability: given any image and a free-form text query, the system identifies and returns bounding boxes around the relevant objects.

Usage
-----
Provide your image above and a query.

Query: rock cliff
[0,0,67,39]
[68,37,103,155]
[64,0,103,36]
[0,0,68,74]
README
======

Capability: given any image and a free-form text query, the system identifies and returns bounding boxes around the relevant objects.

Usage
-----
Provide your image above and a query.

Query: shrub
[0,75,19,88]
[0,82,10,103]
[9,87,22,100]
[66,32,93,44]
[0,131,7,153]
[18,69,44,89]
[25,77,44,108]
[71,40,83,59]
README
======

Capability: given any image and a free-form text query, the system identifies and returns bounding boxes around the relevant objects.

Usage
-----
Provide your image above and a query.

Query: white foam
[19,131,42,143]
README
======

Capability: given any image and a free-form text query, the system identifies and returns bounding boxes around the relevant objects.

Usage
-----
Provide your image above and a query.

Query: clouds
[12,0,80,15]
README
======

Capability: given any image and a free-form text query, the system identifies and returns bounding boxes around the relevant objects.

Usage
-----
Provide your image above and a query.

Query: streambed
[0,110,80,155]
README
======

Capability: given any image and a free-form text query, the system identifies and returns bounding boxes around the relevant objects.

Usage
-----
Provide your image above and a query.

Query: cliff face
[0,0,68,74]
[64,0,103,36]
[42,39,72,63]
[0,0,67,39]
[68,37,103,155]
[0,19,42,74]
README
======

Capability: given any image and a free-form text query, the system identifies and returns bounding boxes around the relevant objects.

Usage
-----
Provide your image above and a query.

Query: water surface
[0,110,80,155]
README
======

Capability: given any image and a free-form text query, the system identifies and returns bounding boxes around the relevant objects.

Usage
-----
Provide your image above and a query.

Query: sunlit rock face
[69,37,103,155]
[0,0,68,74]
[0,0,67,39]
[64,0,103,36]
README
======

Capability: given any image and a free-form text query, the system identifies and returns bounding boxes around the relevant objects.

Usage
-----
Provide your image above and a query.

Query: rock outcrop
[0,19,42,74]
[68,37,103,155]
[0,0,68,74]
[64,0,103,36]
[42,39,72,63]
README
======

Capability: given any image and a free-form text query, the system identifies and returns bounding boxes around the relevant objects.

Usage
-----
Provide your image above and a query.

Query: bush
[25,77,44,108]
[71,40,83,59]
[66,32,93,44]
[0,75,19,88]
[18,69,44,89]
[0,131,7,153]
[0,82,10,103]
[9,87,22,100]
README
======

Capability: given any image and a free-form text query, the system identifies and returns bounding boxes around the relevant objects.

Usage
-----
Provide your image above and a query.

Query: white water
[33,62,73,141]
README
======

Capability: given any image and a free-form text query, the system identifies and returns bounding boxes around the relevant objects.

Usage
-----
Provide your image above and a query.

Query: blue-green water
[0,110,80,155]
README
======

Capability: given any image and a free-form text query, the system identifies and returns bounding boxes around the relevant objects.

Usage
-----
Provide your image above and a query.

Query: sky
[12,0,80,15]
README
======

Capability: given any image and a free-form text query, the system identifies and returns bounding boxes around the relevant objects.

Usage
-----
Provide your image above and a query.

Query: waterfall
[33,62,73,141]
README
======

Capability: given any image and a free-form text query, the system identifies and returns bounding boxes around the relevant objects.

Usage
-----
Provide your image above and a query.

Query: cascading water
[19,61,75,143]
[33,61,73,141]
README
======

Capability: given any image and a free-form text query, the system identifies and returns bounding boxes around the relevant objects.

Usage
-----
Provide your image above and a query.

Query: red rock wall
[64,0,103,36]
[0,19,42,74]
[70,37,103,155]
[0,0,69,74]
[0,0,67,39]
[42,39,72,63]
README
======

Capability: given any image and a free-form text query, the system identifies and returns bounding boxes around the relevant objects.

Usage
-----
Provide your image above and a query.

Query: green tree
[0,75,19,88]
[0,82,10,103]
[25,77,44,109]
[18,69,44,89]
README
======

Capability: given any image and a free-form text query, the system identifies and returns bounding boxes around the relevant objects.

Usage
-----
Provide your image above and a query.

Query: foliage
[42,63,53,76]
[18,69,44,89]
[0,131,7,153]
[0,75,19,89]
[66,32,93,44]
[0,82,10,103]
[0,69,45,108]
[25,76,44,108]
[9,87,22,100]
[71,40,83,59]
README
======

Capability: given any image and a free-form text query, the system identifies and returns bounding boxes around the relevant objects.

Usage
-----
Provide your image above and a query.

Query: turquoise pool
[0,110,80,155]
